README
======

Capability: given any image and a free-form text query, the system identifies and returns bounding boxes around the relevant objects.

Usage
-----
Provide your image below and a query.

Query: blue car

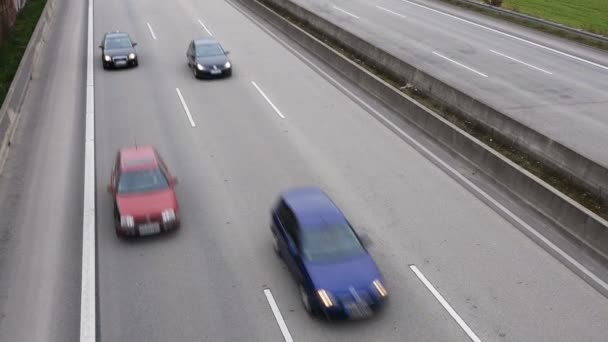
[270,187,388,320]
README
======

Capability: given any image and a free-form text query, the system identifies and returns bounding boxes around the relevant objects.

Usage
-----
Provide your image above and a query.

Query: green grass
[0,0,47,106]
[502,0,608,36]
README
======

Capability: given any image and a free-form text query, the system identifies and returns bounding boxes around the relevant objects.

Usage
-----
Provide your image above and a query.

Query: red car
[106,146,180,237]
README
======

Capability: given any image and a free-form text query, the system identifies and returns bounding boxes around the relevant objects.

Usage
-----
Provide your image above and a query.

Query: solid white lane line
[490,49,553,75]
[264,289,293,342]
[400,0,608,71]
[175,88,196,127]
[198,19,213,36]
[410,265,481,342]
[251,81,285,119]
[146,22,157,40]
[332,5,360,19]
[433,51,488,77]
[80,0,95,339]
[376,5,407,19]
[238,0,608,295]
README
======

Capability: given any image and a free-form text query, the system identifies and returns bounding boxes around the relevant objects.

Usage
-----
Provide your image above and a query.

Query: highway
[0,0,607,341]
[294,0,608,167]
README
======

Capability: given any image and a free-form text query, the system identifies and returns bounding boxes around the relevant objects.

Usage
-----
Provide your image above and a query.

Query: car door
[277,203,304,282]
[187,41,194,66]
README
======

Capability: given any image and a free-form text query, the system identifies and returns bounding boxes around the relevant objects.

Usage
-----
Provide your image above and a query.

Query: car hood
[195,54,228,66]
[305,254,381,292]
[105,47,135,57]
[116,188,177,218]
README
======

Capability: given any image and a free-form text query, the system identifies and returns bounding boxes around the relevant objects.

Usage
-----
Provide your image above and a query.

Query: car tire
[300,284,312,315]
[133,59,138,67]
[192,66,198,79]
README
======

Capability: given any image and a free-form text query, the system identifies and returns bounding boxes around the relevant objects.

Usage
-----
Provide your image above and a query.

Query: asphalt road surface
[0,0,607,341]
[294,0,608,167]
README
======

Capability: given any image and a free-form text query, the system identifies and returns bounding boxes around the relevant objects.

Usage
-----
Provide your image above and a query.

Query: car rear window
[300,224,366,262]
[118,168,168,194]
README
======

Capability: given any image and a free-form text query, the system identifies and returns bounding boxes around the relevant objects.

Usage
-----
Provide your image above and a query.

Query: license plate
[345,302,371,319]
[210,69,221,75]
[139,222,160,235]
[115,61,127,66]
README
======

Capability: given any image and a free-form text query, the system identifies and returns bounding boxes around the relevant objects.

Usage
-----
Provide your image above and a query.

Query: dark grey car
[186,38,232,79]
[100,32,138,69]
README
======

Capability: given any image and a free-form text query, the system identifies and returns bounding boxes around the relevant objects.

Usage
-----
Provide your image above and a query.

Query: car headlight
[224,61,231,68]
[120,215,134,228]
[162,209,176,223]
[372,279,388,297]
[128,53,136,60]
[104,55,111,62]
[197,64,204,71]
[316,289,334,308]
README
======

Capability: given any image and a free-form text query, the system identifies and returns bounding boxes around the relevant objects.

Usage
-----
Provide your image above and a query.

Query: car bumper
[104,59,137,68]
[316,296,387,320]
[195,67,231,78]
[116,219,180,237]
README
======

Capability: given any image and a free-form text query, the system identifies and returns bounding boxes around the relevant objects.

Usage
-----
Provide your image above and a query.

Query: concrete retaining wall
[0,0,56,171]
[251,0,608,208]
[234,0,608,271]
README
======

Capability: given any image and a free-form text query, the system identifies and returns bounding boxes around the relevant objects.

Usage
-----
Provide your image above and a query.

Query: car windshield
[105,37,132,50]
[118,168,169,194]
[300,224,366,262]
[196,43,224,57]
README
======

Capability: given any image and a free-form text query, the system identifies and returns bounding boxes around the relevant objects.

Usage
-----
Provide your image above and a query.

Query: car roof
[194,38,220,46]
[119,145,160,172]
[281,187,347,229]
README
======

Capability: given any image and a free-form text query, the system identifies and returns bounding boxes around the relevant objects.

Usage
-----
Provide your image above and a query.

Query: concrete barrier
[248,0,608,209]
[233,0,608,288]
[0,0,57,171]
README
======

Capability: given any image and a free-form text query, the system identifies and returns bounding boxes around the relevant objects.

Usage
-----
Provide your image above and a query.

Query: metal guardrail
[443,0,608,44]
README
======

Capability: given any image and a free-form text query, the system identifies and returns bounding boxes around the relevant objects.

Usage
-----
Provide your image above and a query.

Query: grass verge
[501,0,608,36]
[259,0,607,220]
[0,0,47,106]
[439,0,608,51]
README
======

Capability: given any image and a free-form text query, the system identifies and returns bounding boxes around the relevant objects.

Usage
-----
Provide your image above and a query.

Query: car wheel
[300,285,312,314]
[192,66,198,79]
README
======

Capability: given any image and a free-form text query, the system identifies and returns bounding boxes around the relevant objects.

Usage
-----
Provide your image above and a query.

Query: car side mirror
[358,232,373,247]
[98,45,103,49]
[225,50,230,55]
[171,176,178,186]
[132,42,138,47]
[107,184,114,193]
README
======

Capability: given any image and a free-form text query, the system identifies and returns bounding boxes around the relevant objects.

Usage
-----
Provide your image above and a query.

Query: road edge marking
[263,289,293,342]
[410,265,481,342]
[80,0,96,338]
